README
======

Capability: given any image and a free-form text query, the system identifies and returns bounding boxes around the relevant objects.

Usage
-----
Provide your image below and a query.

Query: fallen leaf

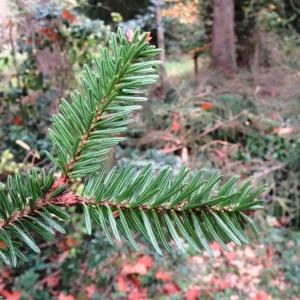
[170,113,181,133]
[201,102,214,110]
[213,278,231,291]
[86,284,97,298]
[12,116,23,126]
[40,27,60,42]
[137,255,153,268]
[266,245,274,260]
[0,240,7,249]
[122,255,153,275]
[0,290,22,300]
[62,9,76,22]
[117,275,129,292]
[155,271,172,282]
[225,252,237,261]
[122,262,148,275]
[185,286,201,300]
[163,282,181,295]
[57,292,75,300]
[59,236,78,250]
[171,120,181,133]
[45,273,60,288]
[128,289,148,300]
[251,291,271,300]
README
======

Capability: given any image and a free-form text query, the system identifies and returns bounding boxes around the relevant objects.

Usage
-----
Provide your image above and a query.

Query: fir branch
[0,165,265,266]
[0,29,266,267]
[48,28,161,179]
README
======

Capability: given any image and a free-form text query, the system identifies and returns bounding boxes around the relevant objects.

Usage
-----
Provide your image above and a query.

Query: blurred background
[0,0,300,299]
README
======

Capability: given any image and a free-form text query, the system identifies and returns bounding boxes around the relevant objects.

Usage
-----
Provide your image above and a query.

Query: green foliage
[76,0,150,22]
[0,168,65,266]
[49,28,160,177]
[0,29,265,267]
[199,0,299,65]
[83,165,264,254]
[164,17,207,55]
[218,94,257,116]
[0,2,110,162]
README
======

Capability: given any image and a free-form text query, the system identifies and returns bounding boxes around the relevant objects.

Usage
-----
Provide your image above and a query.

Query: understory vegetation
[0,0,300,299]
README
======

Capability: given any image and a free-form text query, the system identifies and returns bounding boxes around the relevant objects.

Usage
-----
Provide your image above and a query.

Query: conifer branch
[48,28,160,179]
[0,29,265,267]
[0,165,265,266]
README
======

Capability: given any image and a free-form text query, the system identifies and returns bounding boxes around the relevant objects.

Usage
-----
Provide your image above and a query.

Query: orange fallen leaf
[213,278,231,291]
[266,245,274,260]
[0,240,7,249]
[155,271,172,282]
[12,116,23,126]
[185,286,201,300]
[40,27,60,42]
[201,101,214,110]
[128,289,148,300]
[122,255,153,275]
[251,291,271,300]
[137,255,153,268]
[122,262,148,275]
[58,236,79,251]
[224,252,237,261]
[117,275,130,292]
[57,292,75,300]
[210,241,222,251]
[0,290,22,300]
[163,282,181,295]
[62,9,76,22]
[171,120,181,133]
[170,113,181,133]
[45,273,60,288]
[117,274,147,299]
[86,284,97,298]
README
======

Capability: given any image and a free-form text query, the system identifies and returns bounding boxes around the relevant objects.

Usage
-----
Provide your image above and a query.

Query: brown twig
[0,177,236,231]
[252,164,285,182]
[65,106,103,175]
[197,111,246,140]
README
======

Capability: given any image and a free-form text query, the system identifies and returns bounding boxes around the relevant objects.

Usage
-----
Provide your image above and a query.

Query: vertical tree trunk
[212,0,237,74]
[155,0,167,91]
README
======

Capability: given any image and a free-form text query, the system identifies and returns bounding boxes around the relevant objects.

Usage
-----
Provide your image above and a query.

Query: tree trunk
[212,0,237,74]
[155,0,167,91]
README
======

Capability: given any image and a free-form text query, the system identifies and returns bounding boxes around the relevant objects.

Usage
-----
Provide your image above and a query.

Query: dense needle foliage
[0,28,265,267]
